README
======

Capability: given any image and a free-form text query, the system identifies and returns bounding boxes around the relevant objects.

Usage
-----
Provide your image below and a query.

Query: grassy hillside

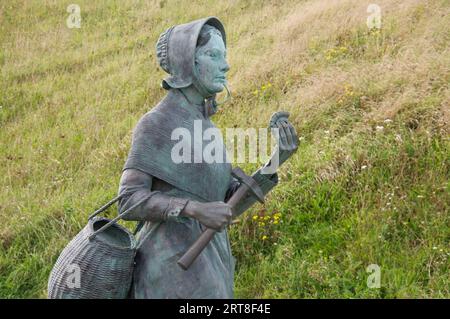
[0,0,449,298]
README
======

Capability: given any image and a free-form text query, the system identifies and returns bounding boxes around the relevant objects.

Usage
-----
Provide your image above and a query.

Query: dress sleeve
[117,168,189,222]
[224,168,278,216]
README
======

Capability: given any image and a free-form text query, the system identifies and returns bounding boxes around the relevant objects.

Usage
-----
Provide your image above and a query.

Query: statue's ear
[194,57,200,73]
[193,58,201,80]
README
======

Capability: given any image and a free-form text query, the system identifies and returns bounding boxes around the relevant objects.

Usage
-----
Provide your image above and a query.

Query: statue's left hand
[275,116,299,166]
[264,112,299,170]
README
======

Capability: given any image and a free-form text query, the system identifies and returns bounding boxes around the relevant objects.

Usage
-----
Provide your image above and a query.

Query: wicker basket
[47,194,146,299]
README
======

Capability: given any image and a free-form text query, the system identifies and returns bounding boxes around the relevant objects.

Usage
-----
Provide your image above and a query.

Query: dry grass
[1,0,449,298]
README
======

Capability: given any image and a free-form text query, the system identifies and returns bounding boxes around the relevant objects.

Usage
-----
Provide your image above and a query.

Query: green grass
[1,0,449,298]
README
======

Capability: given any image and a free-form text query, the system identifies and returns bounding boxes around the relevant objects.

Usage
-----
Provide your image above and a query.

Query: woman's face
[194,32,230,94]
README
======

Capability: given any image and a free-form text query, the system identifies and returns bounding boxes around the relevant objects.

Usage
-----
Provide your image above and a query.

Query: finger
[219,220,228,232]
[283,120,299,148]
[269,111,290,128]
[209,223,221,232]
[276,122,288,149]
[280,121,293,147]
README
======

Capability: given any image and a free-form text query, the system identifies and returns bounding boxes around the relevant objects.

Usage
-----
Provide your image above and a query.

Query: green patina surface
[124,17,282,298]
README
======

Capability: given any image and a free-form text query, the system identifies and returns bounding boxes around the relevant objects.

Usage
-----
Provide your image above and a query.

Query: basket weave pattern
[48,217,136,299]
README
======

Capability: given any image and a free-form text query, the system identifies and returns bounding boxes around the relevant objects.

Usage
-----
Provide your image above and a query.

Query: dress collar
[173,89,217,118]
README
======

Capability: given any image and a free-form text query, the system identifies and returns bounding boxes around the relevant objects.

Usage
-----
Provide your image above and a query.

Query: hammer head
[231,167,265,204]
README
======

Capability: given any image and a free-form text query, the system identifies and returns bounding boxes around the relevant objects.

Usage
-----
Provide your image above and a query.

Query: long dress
[118,88,278,298]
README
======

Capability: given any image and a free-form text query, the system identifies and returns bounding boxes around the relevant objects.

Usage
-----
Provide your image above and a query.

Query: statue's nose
[221,61,230,73]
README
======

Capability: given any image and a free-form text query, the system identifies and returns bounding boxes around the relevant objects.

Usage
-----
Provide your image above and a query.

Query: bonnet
[155,17,227,98]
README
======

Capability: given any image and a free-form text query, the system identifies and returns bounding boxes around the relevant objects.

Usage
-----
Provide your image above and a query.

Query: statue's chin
[198,78,226,95]
[206,84,225,94]
[214,81,227,92]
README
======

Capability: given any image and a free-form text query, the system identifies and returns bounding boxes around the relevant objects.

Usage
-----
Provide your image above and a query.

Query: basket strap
[88,195,124,220]
[88,192,160,240]
[88,190,140,220]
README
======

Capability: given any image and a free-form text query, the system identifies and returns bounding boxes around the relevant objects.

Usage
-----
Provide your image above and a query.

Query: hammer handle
[177,183,250,270]
[177,228,216,270]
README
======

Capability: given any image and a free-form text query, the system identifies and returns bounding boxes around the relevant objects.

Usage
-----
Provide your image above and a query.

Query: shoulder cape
[123,89,231,202]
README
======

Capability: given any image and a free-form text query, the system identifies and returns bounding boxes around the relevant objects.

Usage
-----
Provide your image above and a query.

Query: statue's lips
[216,76,226,81]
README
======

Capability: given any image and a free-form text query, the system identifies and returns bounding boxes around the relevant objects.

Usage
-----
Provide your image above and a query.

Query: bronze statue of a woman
[118,16,298,298]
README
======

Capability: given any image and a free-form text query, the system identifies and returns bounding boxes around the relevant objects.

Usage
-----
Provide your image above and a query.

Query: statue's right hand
[184,201,232,232]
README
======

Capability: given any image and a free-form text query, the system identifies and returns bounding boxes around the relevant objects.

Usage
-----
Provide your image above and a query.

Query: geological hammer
[177,167,265,270]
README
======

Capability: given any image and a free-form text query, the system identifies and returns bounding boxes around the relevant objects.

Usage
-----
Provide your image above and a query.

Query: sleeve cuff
[164,197,190,222]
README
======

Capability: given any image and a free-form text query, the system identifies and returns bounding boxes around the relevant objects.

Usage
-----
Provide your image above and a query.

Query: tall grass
[0,0,448,298]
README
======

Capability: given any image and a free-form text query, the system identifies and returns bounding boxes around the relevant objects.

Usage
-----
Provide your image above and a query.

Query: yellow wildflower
[262,235,268,240]
[252,215,258,221]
